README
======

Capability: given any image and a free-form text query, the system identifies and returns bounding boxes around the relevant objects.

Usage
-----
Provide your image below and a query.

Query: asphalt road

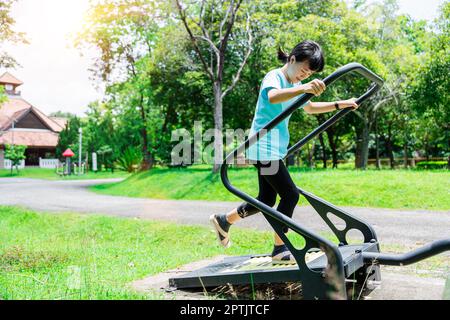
[0,178,449,248]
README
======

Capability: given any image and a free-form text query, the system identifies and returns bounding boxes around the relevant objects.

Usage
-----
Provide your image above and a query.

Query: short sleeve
[260,71,282,101]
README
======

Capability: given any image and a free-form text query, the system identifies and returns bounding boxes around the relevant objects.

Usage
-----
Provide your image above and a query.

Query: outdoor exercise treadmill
[169,63,450,300]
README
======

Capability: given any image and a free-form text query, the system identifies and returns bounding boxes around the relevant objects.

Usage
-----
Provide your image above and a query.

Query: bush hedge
[416,161,448,170]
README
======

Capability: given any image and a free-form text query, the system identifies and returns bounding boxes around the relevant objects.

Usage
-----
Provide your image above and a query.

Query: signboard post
[92,152,98,172]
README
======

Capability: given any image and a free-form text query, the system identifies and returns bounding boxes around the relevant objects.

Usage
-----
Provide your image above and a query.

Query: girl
[210,40,359,264]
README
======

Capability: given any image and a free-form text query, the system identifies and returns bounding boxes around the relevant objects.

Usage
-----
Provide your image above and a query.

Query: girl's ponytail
[277,47,289,63]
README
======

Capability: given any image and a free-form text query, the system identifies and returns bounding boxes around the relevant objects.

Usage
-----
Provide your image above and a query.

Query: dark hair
[278,40,325,72]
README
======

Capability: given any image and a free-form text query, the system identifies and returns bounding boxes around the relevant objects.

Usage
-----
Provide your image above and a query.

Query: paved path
[0,178,449,248]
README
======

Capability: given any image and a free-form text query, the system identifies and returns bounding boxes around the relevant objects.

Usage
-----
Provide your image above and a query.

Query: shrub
[4,144,26,174]
[416,161,447,170]
[116,147,142,173]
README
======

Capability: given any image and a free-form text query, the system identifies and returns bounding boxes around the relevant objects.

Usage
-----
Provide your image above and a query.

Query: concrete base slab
[368,271,447,300]
[130,256,449,300]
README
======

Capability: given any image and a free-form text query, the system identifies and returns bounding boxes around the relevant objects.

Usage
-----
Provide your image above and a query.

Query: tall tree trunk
[355,121,370,170]
[307,141,316,169]
[386,137,395,170]
[424,134,430,161]
[403,139,408,169]
[318,133,327,169]
[213,82,224,173]
[375,113,381,170]
[138,94,152,170]
[326,128,339,169]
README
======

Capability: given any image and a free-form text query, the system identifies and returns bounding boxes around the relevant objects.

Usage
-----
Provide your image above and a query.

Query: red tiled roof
[0,97,65,132]
[0,97,31,130]
[49,117,68,129]
[0,130,59,148]
[32,107,65,132]
[0,72,23,86]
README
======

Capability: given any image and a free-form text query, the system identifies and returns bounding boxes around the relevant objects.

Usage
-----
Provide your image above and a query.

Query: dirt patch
[0,245,69,272]
[130,256,229,300]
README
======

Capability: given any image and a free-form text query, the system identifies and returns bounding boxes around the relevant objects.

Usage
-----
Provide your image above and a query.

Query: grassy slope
[91,167,450,211]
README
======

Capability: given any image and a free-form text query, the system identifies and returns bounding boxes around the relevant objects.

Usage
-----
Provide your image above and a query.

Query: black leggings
[237,160,299,233]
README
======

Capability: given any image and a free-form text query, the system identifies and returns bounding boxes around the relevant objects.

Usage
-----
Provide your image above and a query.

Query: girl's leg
[260,160,300,263]
[211,163,277,248]
[225,207,241,224]
[227,162,277,222]
[226,211,285,245]
[260,160,300,232]
[225,159,299,235]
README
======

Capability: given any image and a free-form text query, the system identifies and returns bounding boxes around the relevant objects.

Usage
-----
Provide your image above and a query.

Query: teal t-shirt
[246,68,305,161]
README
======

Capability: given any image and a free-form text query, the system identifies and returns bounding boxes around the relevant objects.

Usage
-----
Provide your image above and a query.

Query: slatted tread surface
[169,243,379,289]
[219,251,324,273]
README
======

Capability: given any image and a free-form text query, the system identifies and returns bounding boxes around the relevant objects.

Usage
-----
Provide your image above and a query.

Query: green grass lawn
[0,206,447,300]
[0,168,130,180]
[0,206,291,300]
[91,166,450,211]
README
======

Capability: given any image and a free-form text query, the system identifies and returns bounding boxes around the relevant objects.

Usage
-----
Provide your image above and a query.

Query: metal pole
[12,119,15,146]
[363,239,450,266]
[78,128,82,175]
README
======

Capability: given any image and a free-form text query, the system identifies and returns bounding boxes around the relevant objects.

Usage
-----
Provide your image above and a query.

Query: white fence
[39,158,60,169]
[2,158,60,169]
[4,159,25,169]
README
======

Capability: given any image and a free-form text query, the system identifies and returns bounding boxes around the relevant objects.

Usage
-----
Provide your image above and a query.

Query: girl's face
[286,56,314,83]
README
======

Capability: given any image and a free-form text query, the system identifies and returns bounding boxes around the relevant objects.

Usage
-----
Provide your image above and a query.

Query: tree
[49,111,77,119]
[345,0,427,169]
[0,0,28,68]
[175,0,253,172]
[145,23,213,164]
[56,116,82,159]
[75,0,161,170]
[4,144,26,174]
[409,2,450,167]
[0,86,5,103]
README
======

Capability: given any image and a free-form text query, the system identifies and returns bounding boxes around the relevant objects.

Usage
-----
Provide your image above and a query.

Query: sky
[2,0,100,116]
[1,0,447,117]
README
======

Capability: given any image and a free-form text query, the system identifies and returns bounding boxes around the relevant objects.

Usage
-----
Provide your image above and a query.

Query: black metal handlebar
[221,63,384,206]
[221,63,384,166]
[363,239,450,266]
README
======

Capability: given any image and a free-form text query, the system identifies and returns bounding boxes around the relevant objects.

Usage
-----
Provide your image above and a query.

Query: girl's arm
[268,79,326,104]
[304,99,359,114]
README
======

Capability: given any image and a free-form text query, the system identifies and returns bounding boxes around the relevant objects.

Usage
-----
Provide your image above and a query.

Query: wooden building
[0,72,67,167]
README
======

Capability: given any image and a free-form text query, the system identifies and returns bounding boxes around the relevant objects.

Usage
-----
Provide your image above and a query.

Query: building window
[5,84,13,91]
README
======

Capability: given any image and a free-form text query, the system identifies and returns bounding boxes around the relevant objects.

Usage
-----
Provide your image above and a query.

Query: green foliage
[416,161,448,170]
[97,145,115,172]
[407,2,449,159]
[116,147,142,173]
[56,116,82,159]
[76,0,164,169]
[49,111,77,119]
[4,144,26,174]
[0,86,6,103]
[0,0,28,68]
